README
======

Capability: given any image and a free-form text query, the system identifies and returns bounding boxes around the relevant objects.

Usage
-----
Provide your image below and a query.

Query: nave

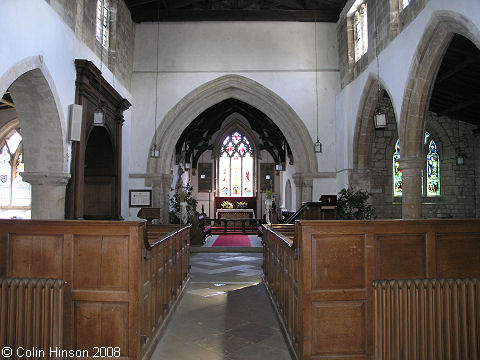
[151,252,292,360]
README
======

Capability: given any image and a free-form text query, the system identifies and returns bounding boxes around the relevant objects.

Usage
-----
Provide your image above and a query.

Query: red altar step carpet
[212,235,251,247]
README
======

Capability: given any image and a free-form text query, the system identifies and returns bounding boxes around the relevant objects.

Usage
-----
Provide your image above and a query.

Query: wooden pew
[263,219,480,360]
[0,220,190,360]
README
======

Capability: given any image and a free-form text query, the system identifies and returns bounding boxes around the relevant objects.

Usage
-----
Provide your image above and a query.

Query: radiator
[0,278,65,356]
[374,278,479,360]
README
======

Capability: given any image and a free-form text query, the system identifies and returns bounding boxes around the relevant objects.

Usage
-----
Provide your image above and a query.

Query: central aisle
[151,253,292,360]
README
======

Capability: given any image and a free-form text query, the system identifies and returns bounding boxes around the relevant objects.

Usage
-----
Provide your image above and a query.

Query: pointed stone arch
[148,75,318,220]
[149,75,317,176]
[400,11,480,158]
[0,56,69,218]
[399,11,480,218]
[353,74,396,171]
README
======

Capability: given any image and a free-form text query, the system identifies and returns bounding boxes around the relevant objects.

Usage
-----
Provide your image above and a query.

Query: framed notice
[129,189,152,207]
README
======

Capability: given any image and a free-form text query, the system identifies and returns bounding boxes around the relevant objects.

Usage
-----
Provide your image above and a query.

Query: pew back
[264,219,480,360]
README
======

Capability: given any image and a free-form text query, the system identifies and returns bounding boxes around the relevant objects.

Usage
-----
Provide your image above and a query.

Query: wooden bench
[262,219,480,360]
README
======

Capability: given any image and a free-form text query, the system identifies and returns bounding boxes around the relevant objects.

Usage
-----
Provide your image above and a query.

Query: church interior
[1,0,480,359]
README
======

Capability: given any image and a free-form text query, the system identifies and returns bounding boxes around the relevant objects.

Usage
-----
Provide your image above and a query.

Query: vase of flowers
[237,201,248,209]
[221,201,233,209]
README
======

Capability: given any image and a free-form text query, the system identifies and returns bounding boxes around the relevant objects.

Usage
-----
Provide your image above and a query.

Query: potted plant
[169,183,198,224]
[336,188,375,220]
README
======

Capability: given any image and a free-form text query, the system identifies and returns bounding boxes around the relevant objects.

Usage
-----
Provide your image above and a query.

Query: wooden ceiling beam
[131,8,338,22]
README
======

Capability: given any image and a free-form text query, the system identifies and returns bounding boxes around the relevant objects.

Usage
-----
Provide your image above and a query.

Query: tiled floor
[151,253,292,360]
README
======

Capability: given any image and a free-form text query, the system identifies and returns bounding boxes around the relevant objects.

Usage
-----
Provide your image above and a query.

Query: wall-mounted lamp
[275,164,283,171]
[200,173,206,179]
[456,155,465,165]
[265,174,271,180]
[185,162,191,170]
[374,109,386,129]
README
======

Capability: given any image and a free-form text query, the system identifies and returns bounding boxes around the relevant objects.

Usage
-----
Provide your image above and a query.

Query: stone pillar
[474,130,480,218]
[21,172,70,220]
[161,174,173,223]
[293,174,313,210]
[399,157,423,219]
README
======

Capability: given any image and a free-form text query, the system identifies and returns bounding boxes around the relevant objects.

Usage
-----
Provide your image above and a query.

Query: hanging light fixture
[94,0,106,127]
[150,1,161,158]
[373,3,386,129]
[313,20,322,153]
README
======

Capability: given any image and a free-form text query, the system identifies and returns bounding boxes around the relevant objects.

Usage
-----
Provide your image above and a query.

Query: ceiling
[0,92,14,112]
[175,98,293,168]
[124,0,349,22]
[429,34,480,127]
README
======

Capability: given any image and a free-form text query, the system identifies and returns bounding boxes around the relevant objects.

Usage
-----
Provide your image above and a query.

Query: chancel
[1,1,480,359]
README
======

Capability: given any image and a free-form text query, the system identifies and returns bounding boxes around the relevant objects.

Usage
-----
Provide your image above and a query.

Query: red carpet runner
[212,235,251,247]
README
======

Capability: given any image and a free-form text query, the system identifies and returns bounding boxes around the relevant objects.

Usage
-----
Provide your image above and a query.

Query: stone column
[399,157,423,219]
[293,174,313,210]
[474,130,480,218]
[21,172,71,220]
[161,174,173,223]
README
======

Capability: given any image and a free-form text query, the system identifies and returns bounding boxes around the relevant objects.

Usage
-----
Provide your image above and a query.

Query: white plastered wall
[129,21,340,213]
[0,0,133,218]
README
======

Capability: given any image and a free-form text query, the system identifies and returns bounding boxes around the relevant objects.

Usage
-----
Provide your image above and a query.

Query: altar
[216,208,255,219]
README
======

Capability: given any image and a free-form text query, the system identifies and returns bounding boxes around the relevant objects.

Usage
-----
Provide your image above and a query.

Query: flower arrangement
[236,201,248,209]
[265,190,273,199]
[169,183,198,224]
[336,188,375,220]
[221,201,234,209]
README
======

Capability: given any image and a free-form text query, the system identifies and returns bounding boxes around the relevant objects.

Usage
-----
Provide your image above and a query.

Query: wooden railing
[262,219,480,360]
[140,224,191,360]
[262,224,300,356]
[374,278,480,360]
[0,220,191,360]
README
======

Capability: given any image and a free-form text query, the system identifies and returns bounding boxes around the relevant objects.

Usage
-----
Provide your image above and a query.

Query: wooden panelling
[436,233,480,278]
[263,219,480,360]
[376,234,426,279]
[10,235,63,278]
[311,234,365,290]
[75,302,128,355]
[0,219,191,360]
[312,301,366,357]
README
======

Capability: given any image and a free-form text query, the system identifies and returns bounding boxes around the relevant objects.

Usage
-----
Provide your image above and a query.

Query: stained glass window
[393,140,402,196]
[426,139,440,196]
[218,131,254,197]
[392,133,440,198]
[0,129,31,209]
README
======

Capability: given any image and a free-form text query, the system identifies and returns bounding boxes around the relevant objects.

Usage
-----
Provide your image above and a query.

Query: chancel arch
[0,57,69,219]
[149,75,318,221]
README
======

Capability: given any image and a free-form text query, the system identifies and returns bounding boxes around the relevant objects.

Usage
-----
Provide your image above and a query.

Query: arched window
[218,131,254,197]
[393,139,402,196]
[353,3,368,62]
[0,127,31,216]
[426,139,440,196]
[400,0,410,10]
[392,132,441,197]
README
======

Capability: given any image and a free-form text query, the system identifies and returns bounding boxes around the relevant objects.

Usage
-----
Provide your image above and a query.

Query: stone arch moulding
[0,55,68,175]
[149,75,318,177]
[399,11,480,158]
[0,56,70,219]
[353,73,396,171]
